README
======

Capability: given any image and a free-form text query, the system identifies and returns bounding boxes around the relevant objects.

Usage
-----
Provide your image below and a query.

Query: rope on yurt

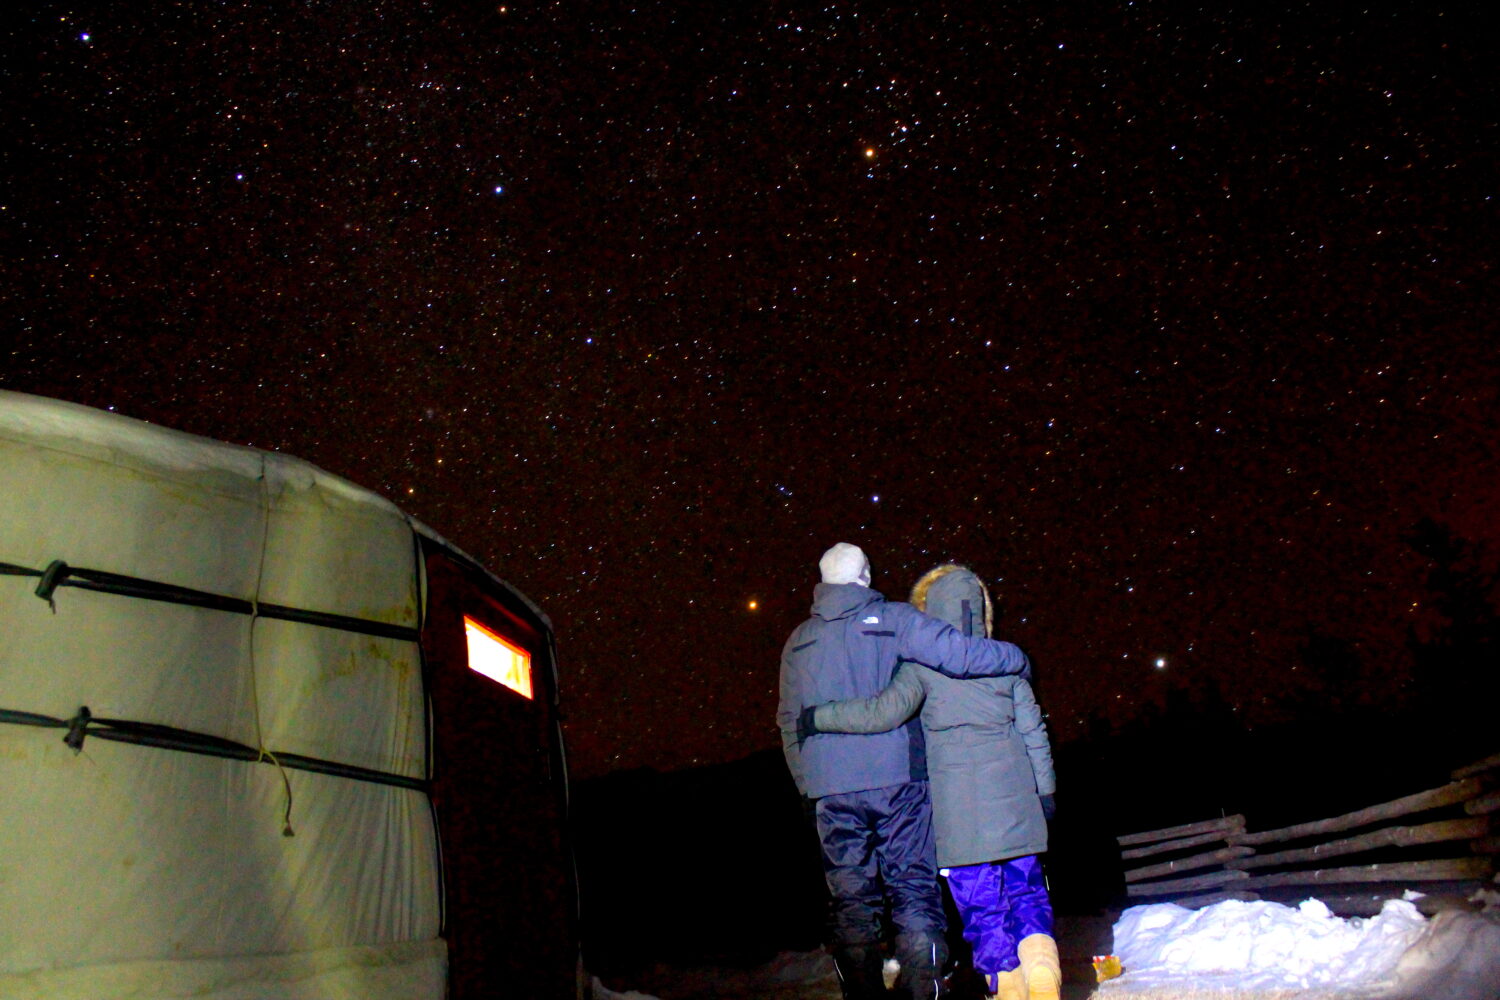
[248,452,297,837]
[1,490,431,811]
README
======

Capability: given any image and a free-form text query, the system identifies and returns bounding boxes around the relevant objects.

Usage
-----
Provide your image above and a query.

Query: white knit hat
[819,542,871,586]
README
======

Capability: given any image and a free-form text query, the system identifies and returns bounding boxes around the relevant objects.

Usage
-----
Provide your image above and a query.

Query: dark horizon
[4,2,1495,780]
[568,706,1494,980]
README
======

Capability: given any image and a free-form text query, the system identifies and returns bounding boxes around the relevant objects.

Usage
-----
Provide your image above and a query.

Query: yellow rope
[249,455,295,837]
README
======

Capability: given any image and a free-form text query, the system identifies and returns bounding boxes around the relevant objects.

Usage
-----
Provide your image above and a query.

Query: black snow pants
[815,781,948,998]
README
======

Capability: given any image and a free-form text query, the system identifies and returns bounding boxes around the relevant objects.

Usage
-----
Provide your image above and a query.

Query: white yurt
[0,391,580,998]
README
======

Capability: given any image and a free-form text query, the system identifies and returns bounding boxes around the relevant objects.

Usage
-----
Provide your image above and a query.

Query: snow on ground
[587,915,1105,1000]
[1096,895,1500,1000]
[591,949,843,1000]
[587,896,1500,1000]
[1099,898,1424,994]
[591,979,669,1000]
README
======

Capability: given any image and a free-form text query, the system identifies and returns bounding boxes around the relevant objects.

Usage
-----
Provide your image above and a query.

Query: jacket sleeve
[896,605,1031,680]
[1012,678,1056,796]
[812,665,927,734]
[776,636,810,796]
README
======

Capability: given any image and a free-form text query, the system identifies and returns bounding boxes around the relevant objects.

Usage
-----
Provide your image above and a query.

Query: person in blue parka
[778,543,1031,1000]
[805,565,1060,1000]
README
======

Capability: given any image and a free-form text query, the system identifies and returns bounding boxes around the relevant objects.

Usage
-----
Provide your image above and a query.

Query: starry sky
[3,3,1495,779]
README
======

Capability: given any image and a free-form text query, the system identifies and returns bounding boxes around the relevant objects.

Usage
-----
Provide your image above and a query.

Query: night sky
[3,3,1494,780]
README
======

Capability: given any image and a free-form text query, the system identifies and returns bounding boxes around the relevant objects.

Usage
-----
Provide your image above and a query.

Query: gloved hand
[797,705,819,744]
[1040,794,1056,821]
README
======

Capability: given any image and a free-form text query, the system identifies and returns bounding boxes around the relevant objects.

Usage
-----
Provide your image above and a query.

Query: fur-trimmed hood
[909,564,993,638]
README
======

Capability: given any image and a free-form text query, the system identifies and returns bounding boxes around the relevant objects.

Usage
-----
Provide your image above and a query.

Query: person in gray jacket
[804,565,1060,1000]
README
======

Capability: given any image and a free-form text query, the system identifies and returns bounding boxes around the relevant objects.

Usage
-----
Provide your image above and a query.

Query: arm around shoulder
[898,608,1031,680]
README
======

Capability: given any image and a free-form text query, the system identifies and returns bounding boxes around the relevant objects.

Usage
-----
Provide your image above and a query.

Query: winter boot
[832,943,888,1000]
[892,930,948,999]
[1016,934,1060,1000]
[984,968,1027,1000]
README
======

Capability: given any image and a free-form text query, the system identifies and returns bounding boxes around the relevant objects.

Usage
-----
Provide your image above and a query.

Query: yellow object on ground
[1093,954,1124,982]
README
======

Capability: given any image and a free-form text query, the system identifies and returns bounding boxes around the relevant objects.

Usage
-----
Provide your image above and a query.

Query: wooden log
[1127,845,1257,883]
[1261,888,1485,918]
[1117,815,1246,847]
[1472,835,1500,855]
[1227,817,1490,871]
[1466,789,1500,816]
[1240,856,1493,890]
[1126,868,1249,898]
[1232,779,1484,847]
[1258,879,1485,906]
[1452,751,1500,781]
[1121,830,1236,860]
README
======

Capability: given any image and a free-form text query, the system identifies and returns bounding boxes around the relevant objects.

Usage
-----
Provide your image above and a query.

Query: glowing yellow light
[748,600,759,611]
[864,147,876,158]
[464,615,533,700]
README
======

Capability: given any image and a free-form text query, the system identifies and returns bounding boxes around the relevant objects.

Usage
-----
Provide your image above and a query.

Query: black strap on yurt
[1,558,425,793]
[1,559,419,642]
[0,705,427,792]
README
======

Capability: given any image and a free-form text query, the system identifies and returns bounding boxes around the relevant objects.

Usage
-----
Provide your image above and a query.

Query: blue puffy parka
[778,582,1030,800]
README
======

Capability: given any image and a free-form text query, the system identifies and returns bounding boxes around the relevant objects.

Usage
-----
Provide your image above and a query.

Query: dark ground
[572,707,1493,992]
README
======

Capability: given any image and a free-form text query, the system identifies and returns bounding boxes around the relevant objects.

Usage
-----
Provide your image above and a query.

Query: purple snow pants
[943,855,1053,974]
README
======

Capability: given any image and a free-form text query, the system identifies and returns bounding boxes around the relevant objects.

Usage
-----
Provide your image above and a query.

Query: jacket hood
[810,581,883,621]
[909,564,992,637]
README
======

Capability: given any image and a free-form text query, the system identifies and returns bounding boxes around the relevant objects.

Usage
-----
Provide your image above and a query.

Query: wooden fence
[1117,751,1500,916]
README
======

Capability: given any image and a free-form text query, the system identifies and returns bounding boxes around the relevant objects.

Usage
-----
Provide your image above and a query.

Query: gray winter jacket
[812,567,1055,867]
[777,581,1031,800]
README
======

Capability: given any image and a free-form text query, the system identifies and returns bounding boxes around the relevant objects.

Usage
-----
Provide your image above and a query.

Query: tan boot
[1017,934,1061,1000]
[987,967,1028,1000]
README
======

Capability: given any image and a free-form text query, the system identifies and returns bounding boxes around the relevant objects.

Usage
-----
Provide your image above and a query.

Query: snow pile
[591,979,663,1000]
[1100,897,1428,994]
[1378,909,1500,1000]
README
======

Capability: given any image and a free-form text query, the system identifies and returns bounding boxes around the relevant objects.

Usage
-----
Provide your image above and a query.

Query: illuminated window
[464,616,533,700]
